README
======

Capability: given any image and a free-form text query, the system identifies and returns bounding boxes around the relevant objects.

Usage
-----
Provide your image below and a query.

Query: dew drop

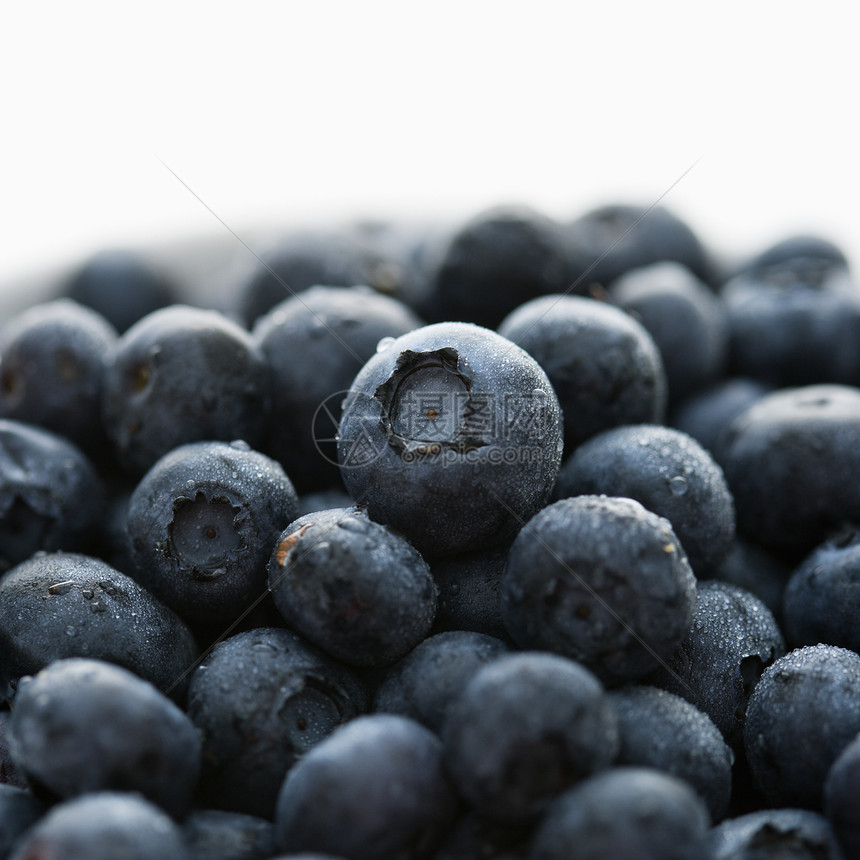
[531,388,548,404]
[65,625,76,637]
[668,476,688,496]
[376,336,396,353]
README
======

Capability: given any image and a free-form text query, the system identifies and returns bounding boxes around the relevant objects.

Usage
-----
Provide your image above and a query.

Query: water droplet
[185,479,195,489]
[376,336,396,353]
[668,476,688,496]
[229,440,250,451]
[65,625,76,637]
[531,388,548,404]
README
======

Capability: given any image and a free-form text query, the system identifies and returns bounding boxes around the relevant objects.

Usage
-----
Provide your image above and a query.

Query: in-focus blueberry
[501,495,696,686]
[337,322,563,557]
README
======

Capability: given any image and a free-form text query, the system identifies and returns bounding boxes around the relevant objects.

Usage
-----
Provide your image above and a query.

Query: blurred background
[0,1,855,304]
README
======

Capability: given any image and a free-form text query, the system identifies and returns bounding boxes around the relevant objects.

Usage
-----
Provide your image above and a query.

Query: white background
[1,1,857,289]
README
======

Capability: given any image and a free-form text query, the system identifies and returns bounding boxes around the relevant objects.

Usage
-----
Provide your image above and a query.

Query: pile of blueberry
[1,201,860,859]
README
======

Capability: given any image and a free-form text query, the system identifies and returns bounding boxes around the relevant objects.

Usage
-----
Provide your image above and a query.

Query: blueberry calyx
[373,347,487,459]
[168,491,245,581]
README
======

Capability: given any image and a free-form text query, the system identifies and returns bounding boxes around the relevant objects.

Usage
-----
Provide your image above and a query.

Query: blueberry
[565,202,712,289]
[670,377,770,463]
[745,645,860,809]
[187,627,368,819]
[374,631,510,734]
[337,322,563,557]
[274,714,459,860]
[709,808,842,860]
[554,424,736,577]
[8,658,200,817]
[720,384,860,554]
[609,685,733,821]
[648,580,785,749]
[0,299,117,457]
[824,732,860,859]
[429,205,574,329]
[722,269,860,387]
[126,440,298,625]
[0,552,198,701]
[442,652,618,823]
[740,233,851,290]
[253,284,421,491]
[529,767,711,860]
[0,419,104,572]
[7,792,189,860]
[784,530,860,652]
[430,541,513,641]
[0,783,45,858]
[497,295,666,453]
[102,305,270,474]
[235,228,408,327]
[181,810,276,860]
[63,249,177,334]
[501,495,696,686]
[267,507,437,667]
[609,262,728,406]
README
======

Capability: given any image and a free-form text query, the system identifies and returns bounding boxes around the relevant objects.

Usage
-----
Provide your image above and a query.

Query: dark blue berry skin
[648,580,785,750]
[126,440,298,625]
[555,424,735,578]
[713,539,789,629]
[0,783,45,858]
[784,531,860,652]
[429,205,574,329]
[498,295,666,453]
[0,552,198,701]
[501,496,696,686]
[0,299,117,457]
[0,419,104,572]
[745,645,860,809]
[430,542,512,641]
[337,322,563,558]
[7,792,189,860]
[268,507,437,667]
[825,733,860,859]
[275,714,459,860]
[442,652,618,824]
[63,249,177,334]
[710,808,843,860]
[720,384,860,554]
[609,262,728,406]
[182,810,276,860]
[235,229,409,327]
[253,285,421,492]
[187,627,368,820]
[374,631,510,735]
[745,233,849,276]
[565,203,713,289]
[102,305,270,474]
[609,685,733,821]
[529,767,711,860]
[8,658,201,818]
[670,377,769,463]
[722,270,860,387]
